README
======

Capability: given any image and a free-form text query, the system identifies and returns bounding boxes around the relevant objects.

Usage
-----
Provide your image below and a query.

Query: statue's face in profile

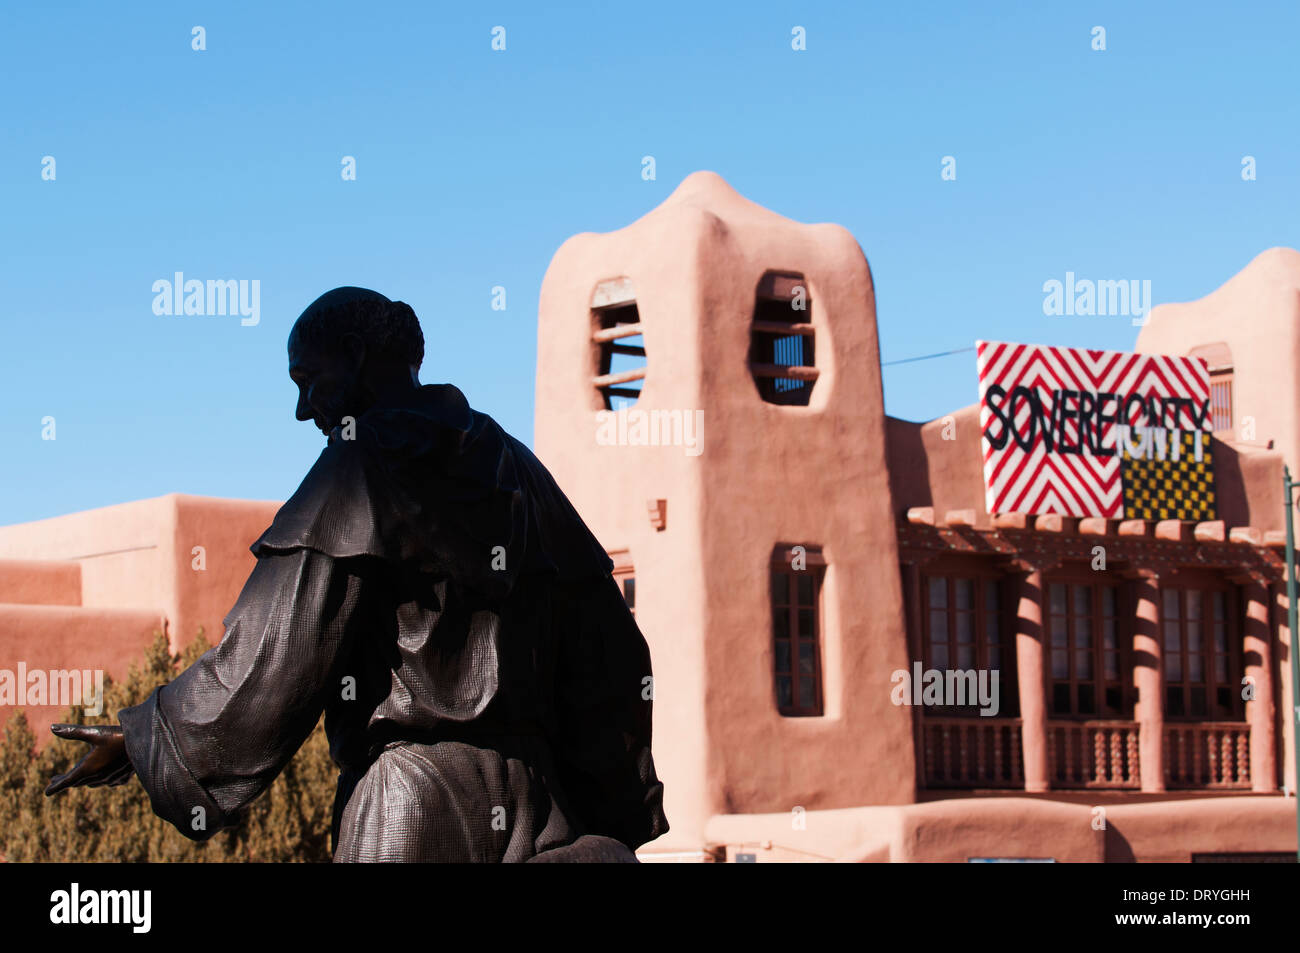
[287,329,359,436]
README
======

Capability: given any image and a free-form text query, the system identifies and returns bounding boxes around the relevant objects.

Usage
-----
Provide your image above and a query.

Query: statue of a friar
[46,287,668,862]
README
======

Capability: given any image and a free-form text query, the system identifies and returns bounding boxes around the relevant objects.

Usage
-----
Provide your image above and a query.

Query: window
[1162,586,1240,719]
[591,277,645,410]
[610,548,635,616]
[1047,581,1129,718]
[771,547,824,716]
[921,574,1016,715]
[749,271,817,405]
[1209,372,1232,433]
[1189,342,1232,434]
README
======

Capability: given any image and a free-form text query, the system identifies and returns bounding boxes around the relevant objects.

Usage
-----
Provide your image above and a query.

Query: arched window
[591,277,645,410]
[770,545,825,716]
[749,271,817,405]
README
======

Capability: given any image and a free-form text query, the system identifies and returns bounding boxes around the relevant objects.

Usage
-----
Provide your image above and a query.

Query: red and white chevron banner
[976,340,1211,518]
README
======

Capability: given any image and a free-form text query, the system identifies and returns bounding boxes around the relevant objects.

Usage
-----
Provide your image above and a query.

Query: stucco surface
[536,171,915,850]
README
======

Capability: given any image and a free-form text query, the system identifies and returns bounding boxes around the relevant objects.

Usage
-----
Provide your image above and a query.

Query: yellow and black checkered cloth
[1121,430,1216,521]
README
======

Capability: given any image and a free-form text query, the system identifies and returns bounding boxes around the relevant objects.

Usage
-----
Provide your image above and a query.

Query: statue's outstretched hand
[44,724,134,795]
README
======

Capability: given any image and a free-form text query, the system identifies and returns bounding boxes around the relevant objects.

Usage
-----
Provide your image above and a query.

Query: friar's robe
[118,383,668,861]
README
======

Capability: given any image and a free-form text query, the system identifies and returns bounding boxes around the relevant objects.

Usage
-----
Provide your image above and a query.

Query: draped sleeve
[118,548,372,840]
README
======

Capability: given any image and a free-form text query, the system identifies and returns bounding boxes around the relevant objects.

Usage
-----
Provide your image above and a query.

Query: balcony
[1046,721,1140,789]
[1165,723,1251,790]
[921,717,1024,788]
[922,718,1256,792]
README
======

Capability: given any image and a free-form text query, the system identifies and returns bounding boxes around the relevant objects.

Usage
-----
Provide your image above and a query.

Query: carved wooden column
[1009,560,1049,792]
[1238,574,1278,792]
[1132,568,1165,792]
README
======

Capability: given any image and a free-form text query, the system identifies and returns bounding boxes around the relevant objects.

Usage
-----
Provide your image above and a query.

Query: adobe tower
[534,171,915,854]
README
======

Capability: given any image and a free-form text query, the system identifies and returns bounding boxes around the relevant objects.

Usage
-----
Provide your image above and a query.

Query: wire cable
[881,345,976,367]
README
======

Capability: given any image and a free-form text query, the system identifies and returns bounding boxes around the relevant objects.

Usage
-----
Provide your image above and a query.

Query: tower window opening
[591,277,645,410]
[750,271,817,406]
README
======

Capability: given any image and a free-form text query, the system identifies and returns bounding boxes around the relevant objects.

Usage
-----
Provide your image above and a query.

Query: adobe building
[1,171,1298,862]
[533,172,1300,862]
[0,496,279,741]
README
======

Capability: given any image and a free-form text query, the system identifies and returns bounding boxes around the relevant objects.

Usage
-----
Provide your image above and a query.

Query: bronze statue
[46,287,667,862]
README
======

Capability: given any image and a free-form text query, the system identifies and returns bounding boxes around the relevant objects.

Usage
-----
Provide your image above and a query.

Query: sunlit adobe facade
[534,172,1300,862]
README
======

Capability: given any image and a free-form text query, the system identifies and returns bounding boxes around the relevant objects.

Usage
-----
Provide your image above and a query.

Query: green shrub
[0,631,335,862]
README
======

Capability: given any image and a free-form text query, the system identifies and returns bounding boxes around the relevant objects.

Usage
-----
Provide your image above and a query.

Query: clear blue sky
[2,0,1296,525]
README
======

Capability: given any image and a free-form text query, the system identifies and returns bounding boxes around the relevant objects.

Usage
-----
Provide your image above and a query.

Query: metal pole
[1284,465,1300,862]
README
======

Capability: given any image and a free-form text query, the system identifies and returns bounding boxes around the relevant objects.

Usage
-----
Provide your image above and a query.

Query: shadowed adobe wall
[886,404,989,526]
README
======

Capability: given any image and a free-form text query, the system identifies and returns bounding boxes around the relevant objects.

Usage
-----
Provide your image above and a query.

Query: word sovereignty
[983,385,1210,458]
[976,340,1216,520]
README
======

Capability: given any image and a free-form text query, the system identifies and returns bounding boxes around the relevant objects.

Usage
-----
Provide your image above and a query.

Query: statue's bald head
[289,287,424,371]
[287,287,425,435]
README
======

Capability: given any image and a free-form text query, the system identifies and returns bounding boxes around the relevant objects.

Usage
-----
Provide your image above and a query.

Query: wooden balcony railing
[1046,721,1140,789]
[921,717,1023,788]
[1165,723,1251,789]
[921,718,1254,792]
